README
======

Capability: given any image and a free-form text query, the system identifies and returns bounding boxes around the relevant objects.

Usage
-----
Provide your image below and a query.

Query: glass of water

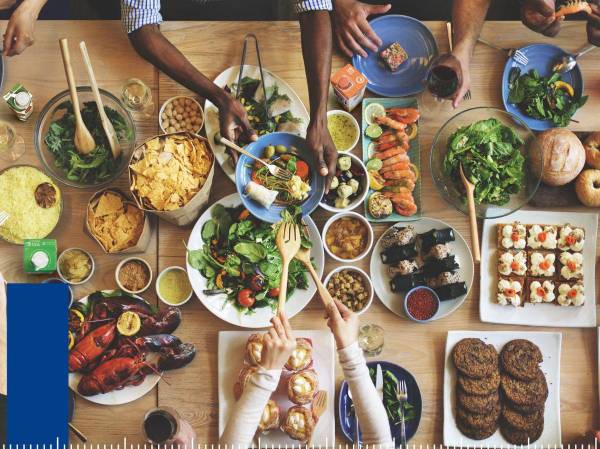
[0,121,25,161]
[358,323,384,357]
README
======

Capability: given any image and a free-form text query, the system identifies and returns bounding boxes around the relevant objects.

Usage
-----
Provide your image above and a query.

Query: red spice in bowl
[405,287,439,321]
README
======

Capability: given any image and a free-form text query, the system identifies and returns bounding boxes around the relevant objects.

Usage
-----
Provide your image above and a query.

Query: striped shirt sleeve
[121,0,162,34]
[294,0,333,13]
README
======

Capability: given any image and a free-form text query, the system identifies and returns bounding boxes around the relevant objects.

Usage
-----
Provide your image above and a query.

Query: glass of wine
[121,78,153,119]
[142,407,196,445]
[420,53,462,118]
[358,324,384,357]
[0,121,25,162]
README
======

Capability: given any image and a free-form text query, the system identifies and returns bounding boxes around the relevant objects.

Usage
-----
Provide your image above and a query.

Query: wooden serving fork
[275,222,301,314]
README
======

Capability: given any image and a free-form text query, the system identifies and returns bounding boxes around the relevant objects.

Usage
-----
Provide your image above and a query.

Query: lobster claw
[139,307,182,336]
[157,342,196,371]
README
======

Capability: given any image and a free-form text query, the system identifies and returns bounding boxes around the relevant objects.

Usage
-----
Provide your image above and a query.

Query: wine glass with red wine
[420,54,462,118]
[142,407,196,445]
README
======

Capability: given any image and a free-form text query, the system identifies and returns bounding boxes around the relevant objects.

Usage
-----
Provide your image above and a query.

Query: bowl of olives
[320,153,368,212]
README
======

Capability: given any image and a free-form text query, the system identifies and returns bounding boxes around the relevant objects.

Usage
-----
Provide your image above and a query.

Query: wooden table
[0,20,597,445]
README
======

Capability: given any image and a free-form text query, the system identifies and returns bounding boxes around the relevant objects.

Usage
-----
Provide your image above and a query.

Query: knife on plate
[375,364,384,401]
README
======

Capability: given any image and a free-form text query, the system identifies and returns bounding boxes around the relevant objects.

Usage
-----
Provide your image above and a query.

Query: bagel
[584,132,600,169]
[575,169,600,207]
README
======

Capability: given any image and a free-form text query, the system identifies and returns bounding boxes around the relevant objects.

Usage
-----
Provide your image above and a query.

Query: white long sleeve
[339,342,394,448]
[219,367,281,448]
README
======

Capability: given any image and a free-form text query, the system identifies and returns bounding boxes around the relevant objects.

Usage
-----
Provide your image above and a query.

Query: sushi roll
[380,226,415,250]
[426,243,451,261]
[427,271,461,289]
[380,242,418,265]
[390,272,426,293]
[422,255,459,278]
[388,259,419,277]
[433,282,467,301]
[419,228,455,253]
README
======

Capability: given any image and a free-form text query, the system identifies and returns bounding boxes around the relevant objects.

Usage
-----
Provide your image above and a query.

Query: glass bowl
[430,107,542,219]
[34,87,136,189]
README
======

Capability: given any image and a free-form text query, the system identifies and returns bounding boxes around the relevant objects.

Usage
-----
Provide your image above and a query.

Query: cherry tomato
[295,160,309,180]
[268,287,280,298]
[249,274,265,292]
[237,289,255,308]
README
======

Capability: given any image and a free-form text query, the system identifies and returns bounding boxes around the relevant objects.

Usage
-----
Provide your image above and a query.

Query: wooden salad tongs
[79,41,121,159]
[58,38,95,155]
[460,164,481,262]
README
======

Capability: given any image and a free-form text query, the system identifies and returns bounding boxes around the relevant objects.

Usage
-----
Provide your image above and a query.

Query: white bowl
[323,266,374,315]
[322,211,374,263]
[159,96,204,134]
[156,266,193,306]
[115,257,153,294]
[57,248,95,286]
[326,109,360,152]
[319,152,369,213]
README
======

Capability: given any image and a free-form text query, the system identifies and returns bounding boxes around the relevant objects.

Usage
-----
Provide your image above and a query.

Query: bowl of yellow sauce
[156,266,193,306]
[327,110,360,152]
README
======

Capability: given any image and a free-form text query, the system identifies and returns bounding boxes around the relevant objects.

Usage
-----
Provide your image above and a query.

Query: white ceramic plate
[218,330,335,447]
[68,292,160,406]
[480,209,598,327]
[204,65,309,183]
[186,193,324,328]
[370,217,474,320]
[443,330,562,448]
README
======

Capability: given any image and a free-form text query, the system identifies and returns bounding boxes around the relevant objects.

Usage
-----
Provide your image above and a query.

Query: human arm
[219,314,296,447]
[449,0,491,107]
[588,3,600,45]
[2,0,47,56]
[326,300,393,446]
[298,9,338,191]
[521,0,561,37]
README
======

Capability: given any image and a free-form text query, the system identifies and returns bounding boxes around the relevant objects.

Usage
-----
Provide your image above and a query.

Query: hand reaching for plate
[260,312,297,371]
[325,299,359,350]
[218,95,257,164]
[521,0,562,37]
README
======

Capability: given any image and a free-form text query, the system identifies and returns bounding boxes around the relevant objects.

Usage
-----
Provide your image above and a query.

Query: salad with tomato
[187,204,312,313]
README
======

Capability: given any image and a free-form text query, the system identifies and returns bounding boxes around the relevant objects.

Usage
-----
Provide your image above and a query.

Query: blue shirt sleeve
[294,0,333,13]
[121,0,162,34]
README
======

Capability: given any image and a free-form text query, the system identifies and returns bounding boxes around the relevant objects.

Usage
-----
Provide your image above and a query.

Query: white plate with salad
[205,65,309,183]
[186,193,324,328]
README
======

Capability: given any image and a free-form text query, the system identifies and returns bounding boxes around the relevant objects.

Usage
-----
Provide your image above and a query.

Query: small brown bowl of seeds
[323,266,374,315]
[159,96,204,134]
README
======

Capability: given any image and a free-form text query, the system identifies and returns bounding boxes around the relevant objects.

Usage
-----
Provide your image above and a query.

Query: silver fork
[0,211,9,227]
[395,379,408,449]
[478,38,529,65]
[446,22,471,101]
[348,388,361,448]
[219,137,292,181]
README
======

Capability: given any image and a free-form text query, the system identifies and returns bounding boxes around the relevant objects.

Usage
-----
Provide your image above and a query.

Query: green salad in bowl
[430,107,542,219]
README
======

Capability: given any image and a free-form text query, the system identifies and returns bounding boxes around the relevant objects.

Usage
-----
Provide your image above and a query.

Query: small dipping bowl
[42,277,74,308]
[323,266,374,315]
[322,211,374,263]
[326,110,360,152]
[156,266,193,306]
[115,257,153,294]
[403,286,440,323]
[57,248,95,286]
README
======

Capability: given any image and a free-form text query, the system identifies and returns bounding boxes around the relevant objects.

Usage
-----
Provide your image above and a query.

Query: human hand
[449,48,471,109]
[3,0,42,57]
[587,4,600,46]
[260,312,297,371]
[306,118,337,192]
[332,0,391,57]
[521,0,562,37]
[325,299,359,350]
[218,95,257,164]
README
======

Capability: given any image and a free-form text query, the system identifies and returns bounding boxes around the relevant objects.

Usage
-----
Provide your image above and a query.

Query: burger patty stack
[452,338,501,440]
[499,339,547,444]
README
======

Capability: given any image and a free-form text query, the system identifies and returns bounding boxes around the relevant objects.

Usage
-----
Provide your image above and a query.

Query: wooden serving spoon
[295,247,333,308]
[275,222,301,314]
[79,41,121,159]
[59,38,95,155]
[459,164,480,262]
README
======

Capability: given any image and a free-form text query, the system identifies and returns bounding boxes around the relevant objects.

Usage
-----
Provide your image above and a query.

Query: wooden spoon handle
[277,259,290,315]
[466,189,481,262]
[79,41,107,120]
[305,262,334,307]
[58,38,83,122]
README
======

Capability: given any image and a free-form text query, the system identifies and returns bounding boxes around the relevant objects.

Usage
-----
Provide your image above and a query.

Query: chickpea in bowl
[160,96,204,134]
[323,266,374,314]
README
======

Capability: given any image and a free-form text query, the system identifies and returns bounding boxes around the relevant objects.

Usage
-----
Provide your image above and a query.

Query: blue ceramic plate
[235,132,325,223]
[501,43,584,131]
[352,15,438,98]
[338,361,422,446]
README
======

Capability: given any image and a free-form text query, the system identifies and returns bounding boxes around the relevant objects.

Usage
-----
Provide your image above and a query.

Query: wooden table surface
[0,20,598,445]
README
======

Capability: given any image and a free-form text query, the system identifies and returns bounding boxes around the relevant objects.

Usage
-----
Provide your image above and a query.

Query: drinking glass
[142,407,196,445]
[121,78,153,118]
[419,53,462,118]
[358,324,384,357]
[0,121,25,161]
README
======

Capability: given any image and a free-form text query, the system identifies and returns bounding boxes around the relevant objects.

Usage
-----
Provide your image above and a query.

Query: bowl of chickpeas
[159,96,204,134]
[323,266,374,315]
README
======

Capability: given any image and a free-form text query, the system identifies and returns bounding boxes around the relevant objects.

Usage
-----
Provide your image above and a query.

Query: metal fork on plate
[477,38,529,65]
[446,22,471,101]
[219,136,292,181]
[394,378,408,449]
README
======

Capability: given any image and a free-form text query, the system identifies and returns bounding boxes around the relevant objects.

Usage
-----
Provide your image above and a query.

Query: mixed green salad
[508,68,587,127]
[44,101,132,184]
[187,204,311,314]
[368,367,417,425]
[443,118,525,205]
